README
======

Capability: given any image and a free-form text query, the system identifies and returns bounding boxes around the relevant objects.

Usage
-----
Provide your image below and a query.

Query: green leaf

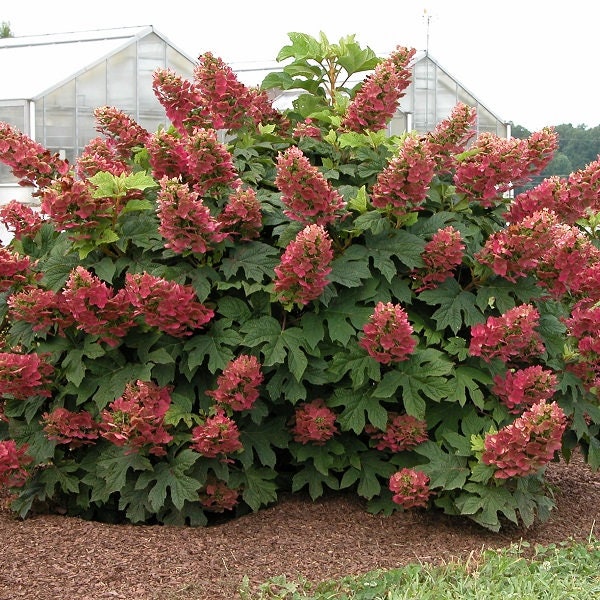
[185,319,242,374]
[317,293,373,346]
[451,366,492,409]
[353,451,396,500]
[328,244,372,288]
[239,417,290,469]
[221,241,279,282]
[415,441,470,490]
[93,446,152,501]
[365,229,425,270]
[291,463,339,500]
[8,419,55,462]
[455,482,520,531]
[419,279,483,334]
[328,348,381,389]
[233,466,279,511]
[329,389,388,434]
[39,461,80,495]
[92,362,153,410]
[136,450,201,512]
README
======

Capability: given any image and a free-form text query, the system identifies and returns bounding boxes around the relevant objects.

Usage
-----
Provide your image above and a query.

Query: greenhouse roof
[0,25,194,101]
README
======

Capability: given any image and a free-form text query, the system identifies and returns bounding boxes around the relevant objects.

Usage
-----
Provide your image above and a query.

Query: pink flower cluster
[291,399,338,445]
[93,106,151,156]
[146,130,190,180]
[0,121,70,190]
[342,46,415,133]
[199,477,240,512]
[217,188,263,241]
[476,209,600,299]
[424,103,477,172]
[388,468,431,509]
[76,137,130,179]
[365,413,428,452]
[292,118,322,139]
[0,352,54,399]
[0,248,36,292]
[492,366,558,414]
[63,267,135,346]
[273,224,333,306]
[190,409,243,458]
[99,380,173,456]
[564,300,600,391]
[156,177,226,254]
[0,201,43,240]
[8,287,74,336]
[482,401,567,479]
[125,272,214,337]
[42,407,100,448]
[275,146,347,226]
[207,355,263,411]
[454,128,557,206]
[414,226,464,291]
[0,440,32,488]
[468,304,545,364]
[370,135,435,218]
[360,302,417,364]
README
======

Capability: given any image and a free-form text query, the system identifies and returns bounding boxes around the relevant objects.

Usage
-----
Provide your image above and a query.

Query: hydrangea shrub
[1,32,599,531]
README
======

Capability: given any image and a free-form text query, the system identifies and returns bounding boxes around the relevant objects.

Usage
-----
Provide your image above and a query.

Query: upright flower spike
[93,106,151,156]
[341,46,415,133]
[482,401,567,479]
[217,187,263,241]
[190,409,243,458]
[273,224,334,307]
[0,440,32,488]
[359,301,417,364]
[8,287,75,336]
[76,137,130,179]
[274,146,347,226]
[370,135,435,220]
[199,477,240,512]
[0,121,70,190]
[146,130,190,181]
[0,248,36,292]
[206,355,264,412]
[42,408,100,448]
[0,352,54,400]
[157,177,227,255]
[0,201,43,240]
[492,366,558,414]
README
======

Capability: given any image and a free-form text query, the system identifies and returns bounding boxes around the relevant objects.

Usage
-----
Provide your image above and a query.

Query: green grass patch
[239,538,600,599]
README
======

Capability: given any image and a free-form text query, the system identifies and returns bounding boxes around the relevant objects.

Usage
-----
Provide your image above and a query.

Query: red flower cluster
[454,128,557,206]
[63,267,136,346]
[291,399,338,445]
[199,477,240,512]
[476,209,600,299]
[360,301,417,364]
[388,468,431,509]
[0,200,43,240]
[8,287,74,336]
[183,128,241,196]
[0,121,70,190]
[424,103,477,173]
[190,409,243,458]
[0,440,32,488]
[125,272,214,337]
[273,224,334,306]
[564,300,600,391]
[482,401,567,479]
[152,68,207,134]
[292,118,322,139]
[218,188,263,241]
[206,355,263,411]
[193,52,254,131]
[0,351,54,399]
[42,407,100,448]
[365,413,428,452]
[99,380,173,456]
[146,130,190,180]
[370,135,435,218]
[275,146,347,226]
[342,46,415,133]
[492,366,558,414]
[156,177,226,254]
[468,304,545,364]
[414,226,464,291]
[76,137,130,179]
[0,248,35,292]
[93,106,151,156]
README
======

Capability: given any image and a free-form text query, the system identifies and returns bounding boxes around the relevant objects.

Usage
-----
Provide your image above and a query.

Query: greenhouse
[0,25,196,204]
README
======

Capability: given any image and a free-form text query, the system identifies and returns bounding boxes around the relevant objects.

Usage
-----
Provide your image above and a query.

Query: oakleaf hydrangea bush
[1,32,599,531]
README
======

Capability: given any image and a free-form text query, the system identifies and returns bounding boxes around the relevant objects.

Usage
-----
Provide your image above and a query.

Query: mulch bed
[1,451,599,599]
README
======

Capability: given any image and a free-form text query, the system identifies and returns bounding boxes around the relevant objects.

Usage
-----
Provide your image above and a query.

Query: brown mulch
[1,452,599,600]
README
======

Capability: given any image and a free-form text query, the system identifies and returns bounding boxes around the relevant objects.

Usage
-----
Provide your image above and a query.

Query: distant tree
[0,21,13,38]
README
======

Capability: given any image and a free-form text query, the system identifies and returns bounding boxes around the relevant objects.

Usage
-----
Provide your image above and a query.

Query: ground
[1,451,598,600]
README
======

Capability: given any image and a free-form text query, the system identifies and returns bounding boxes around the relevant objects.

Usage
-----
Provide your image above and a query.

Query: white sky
[2,0,599,131]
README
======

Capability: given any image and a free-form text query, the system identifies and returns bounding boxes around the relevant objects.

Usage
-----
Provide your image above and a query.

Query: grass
[238,536,600,600]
